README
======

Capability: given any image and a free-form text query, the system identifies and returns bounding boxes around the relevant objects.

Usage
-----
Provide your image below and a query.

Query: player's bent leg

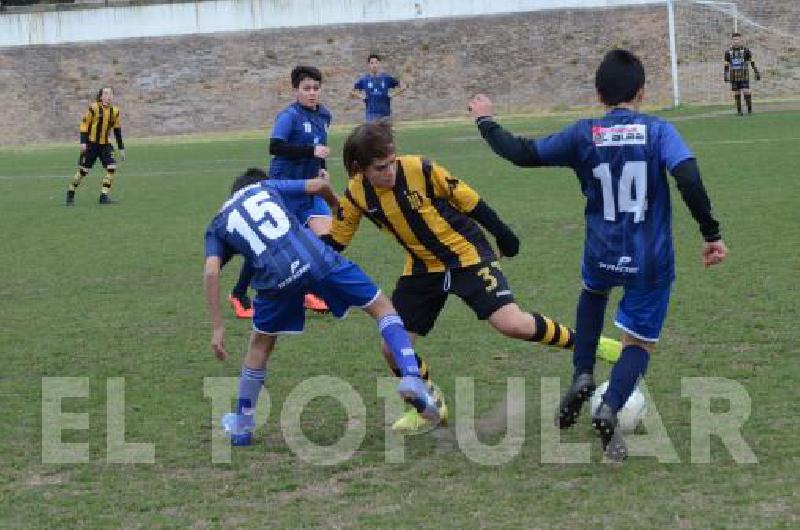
[99,166,117,204]
[363,294,440,426]
[743,89,753,114]
[229,260,255,318]
[303,214,333,313]
[222,331,277,446]
[66,167,89,205]
[381,336,449,432]
[488,303,576,348]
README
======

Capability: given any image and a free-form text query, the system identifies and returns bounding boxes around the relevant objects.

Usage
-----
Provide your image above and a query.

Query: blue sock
[237,365,266,414]
[573,289,608,379]
[378,314,420,378]
[603,345,649,412]
[232,260,255,298]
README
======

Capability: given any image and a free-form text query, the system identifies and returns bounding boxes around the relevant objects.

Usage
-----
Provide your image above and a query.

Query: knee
[622,333,656,353]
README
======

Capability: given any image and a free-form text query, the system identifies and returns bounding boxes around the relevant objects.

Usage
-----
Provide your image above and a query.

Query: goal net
[673,0,800,105]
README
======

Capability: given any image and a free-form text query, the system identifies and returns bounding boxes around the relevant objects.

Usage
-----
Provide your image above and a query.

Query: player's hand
[495,229,520,258]
[314,145,330,159]
[211,326,228,361]
[702,239,728,268]
[80,143,87,154]
[468,94,494,120]
[119,149,126,162]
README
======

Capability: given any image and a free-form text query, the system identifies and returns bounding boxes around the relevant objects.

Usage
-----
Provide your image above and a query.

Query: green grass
[1,106,798,528]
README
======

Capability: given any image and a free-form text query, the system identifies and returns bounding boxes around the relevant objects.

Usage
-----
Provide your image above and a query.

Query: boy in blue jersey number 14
[469,49,728,461]
[204,168,440,445]
[229,66,332,319]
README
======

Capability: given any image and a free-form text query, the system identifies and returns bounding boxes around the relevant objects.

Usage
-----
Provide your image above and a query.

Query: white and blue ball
[590,380,647,433]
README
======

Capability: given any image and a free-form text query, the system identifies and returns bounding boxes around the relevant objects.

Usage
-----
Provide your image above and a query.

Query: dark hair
[96,87,112,102]
[291,66,322,88]
[368,54,381,63]
[595,49,645,106]
[230,168,267,195]
[342,118,395,177]
[731,32,742,38]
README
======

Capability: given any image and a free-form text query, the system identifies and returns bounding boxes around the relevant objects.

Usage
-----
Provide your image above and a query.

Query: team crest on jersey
[592,124,646,146]
[405,190,424,210]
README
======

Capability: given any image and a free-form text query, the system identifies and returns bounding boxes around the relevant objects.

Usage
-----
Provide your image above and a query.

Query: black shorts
[730,80,750,91]
[391,261,515,336]
[79,143,116,169]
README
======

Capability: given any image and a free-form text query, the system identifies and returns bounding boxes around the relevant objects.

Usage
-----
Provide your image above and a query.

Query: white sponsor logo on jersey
[592,124,647,147]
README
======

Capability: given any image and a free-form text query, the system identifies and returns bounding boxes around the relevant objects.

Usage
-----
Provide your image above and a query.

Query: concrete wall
[0,0,660,46]
[0,0,797,144]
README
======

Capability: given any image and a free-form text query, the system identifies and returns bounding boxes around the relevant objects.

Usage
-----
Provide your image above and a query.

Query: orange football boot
[303,293,329,314]
[228,294,254,319]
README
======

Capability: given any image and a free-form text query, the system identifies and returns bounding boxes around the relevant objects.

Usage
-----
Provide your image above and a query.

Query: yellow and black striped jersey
[725,46,755,82]
[79,102,122,146]
[330,155,496,275]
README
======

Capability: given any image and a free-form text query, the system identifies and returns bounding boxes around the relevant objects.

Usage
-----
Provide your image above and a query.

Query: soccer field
[1,106,798,528]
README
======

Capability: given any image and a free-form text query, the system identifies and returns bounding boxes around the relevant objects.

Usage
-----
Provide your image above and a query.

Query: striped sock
[529,312,575,349]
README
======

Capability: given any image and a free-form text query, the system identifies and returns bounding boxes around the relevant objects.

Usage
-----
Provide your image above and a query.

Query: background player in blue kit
[351,54,406,122]
[229,66,333,317]
[469,49,728,461]
[204,168,440,445]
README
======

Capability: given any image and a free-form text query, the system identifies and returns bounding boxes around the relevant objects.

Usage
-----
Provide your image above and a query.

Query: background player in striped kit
[66,87,125,205]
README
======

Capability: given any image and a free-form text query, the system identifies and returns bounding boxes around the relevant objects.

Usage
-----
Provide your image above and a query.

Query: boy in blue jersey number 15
[229,66,332,319]
[469,49,728,461]
[204,168,440,445]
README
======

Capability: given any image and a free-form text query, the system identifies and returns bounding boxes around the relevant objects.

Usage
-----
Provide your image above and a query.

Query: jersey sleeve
[353,77,365,90]
[112,108,121,128]
[270,110,294,141]
[329,187,363,248]
[745,48,753,62]
[79,106,93,134]
[265,179,308,198]
[429,160,480,213]
[388,75,399,89]
[659,121,694,172]
[204,223,235,265]
[724,50,731,63]
[534,122,580,167]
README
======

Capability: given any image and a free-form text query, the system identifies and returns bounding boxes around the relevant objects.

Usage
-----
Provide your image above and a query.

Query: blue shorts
[583,275,672,342]
[283,194,331,226]
[252,261,380,335]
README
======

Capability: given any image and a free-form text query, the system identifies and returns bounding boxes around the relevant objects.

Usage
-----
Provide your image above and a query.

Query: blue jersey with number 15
[534,108,693,288]
[204,181,344,295]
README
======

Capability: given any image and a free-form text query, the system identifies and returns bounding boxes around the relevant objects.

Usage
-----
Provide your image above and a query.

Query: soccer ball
[590,380,647,433]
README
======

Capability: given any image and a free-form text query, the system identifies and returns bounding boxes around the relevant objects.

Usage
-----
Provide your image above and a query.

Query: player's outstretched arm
[305,171,340,212]
[203,256,229,361]
[468,94,541,167]
[670,159,727,268]
[467,199,520,257]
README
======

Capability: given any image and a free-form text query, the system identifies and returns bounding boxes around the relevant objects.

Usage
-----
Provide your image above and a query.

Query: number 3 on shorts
[477,262,501,292]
